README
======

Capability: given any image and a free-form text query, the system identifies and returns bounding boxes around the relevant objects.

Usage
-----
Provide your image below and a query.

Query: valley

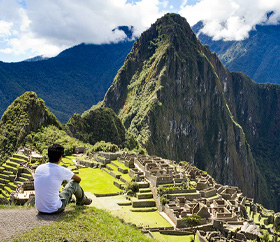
[0,12,280,242]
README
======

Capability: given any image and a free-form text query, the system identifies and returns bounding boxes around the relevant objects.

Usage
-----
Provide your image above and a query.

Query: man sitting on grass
[34,143,92,214]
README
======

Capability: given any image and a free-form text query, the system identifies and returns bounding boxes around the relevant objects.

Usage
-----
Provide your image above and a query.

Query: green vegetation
[23,125,92,160]
[0,92,60,163]
[86,140,119,153]
[65,107,126,145]
[152,232,200,242]
[79,168,121,194]
[125,181,139,196]
[13,205,155,242]
[182,214,202,228]
[65,107,140,151]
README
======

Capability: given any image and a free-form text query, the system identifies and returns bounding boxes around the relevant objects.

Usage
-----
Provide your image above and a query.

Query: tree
[182,214,202,241]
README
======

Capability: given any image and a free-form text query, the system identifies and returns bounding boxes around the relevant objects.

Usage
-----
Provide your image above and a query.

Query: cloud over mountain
[179,0,280,41]
[0,0,279,62]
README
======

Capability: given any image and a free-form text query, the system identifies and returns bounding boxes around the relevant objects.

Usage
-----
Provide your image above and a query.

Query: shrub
[86,141,119,154]
[160,196,169,205]
[125,181,139,195]
[182,215,202,228]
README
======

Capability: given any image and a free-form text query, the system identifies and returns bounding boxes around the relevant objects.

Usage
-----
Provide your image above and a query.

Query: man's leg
[57,179,88,213]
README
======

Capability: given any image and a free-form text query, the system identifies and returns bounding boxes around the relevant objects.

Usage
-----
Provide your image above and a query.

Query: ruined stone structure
[117,153,274,241]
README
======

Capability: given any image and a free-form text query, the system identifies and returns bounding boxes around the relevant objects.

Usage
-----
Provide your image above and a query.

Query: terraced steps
[136,192,153,199]
[137,182,150,188]
[113,180,125,189]
[117,201,132,206]
[131,198,156,208]
[10,157,26,164]
[12,154,28,161]
[17,176,30,182]
[20,173,32,179]
[1,189,10,198]
[6,182,17,190]
[6,160,20,168]
[2,164,17,173]
[1,170,14,176]
[0,174,13,181]
[139,188,151,193]
[0,178,10,186]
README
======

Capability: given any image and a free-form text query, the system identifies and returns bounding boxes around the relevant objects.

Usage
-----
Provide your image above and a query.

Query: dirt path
[0,207,61,241]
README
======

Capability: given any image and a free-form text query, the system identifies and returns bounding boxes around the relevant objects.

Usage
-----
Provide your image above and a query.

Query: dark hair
[48,144,64,163]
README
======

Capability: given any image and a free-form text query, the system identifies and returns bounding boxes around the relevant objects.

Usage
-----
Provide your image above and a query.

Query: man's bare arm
[72,174,81,183]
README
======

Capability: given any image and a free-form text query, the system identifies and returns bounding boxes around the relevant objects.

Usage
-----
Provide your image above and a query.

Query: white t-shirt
[34,162,74,213]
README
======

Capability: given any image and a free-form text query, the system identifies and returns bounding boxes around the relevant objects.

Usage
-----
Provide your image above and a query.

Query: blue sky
[0,0,279,62]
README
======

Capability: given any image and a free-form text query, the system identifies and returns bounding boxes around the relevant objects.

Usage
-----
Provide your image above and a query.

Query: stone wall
[200,188,217,198]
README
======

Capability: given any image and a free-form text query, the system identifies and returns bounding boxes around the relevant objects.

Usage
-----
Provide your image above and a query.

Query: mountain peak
[0,91,61,161]
[103,13,267,206]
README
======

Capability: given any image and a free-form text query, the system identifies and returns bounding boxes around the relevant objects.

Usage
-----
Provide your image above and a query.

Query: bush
[182,215,202,228]
[126,181,139,195]
[86,141,119,154]
[160,196,169,205]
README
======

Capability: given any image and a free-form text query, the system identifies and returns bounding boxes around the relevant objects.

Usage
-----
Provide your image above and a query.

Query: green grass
[79,167,121,194]
[152,232,200,242]
[89,195,171,228]
[112,206,170,227]
[0,204,25,209]
[62,156,76,166]
[13,205,156,242]
[121,173,131,182]
[111,159,128,170]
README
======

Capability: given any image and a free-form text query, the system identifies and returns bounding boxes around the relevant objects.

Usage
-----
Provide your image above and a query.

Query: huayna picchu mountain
[102,13,280,211]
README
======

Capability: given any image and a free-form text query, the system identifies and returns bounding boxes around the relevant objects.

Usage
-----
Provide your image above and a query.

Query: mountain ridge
[193,22,280,84]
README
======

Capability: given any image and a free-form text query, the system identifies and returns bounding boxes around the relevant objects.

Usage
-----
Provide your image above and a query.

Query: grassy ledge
[13,204,156,242]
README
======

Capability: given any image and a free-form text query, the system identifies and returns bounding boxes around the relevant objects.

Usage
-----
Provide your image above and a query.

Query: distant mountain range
[0,41,134,123]
[192,22,280,84]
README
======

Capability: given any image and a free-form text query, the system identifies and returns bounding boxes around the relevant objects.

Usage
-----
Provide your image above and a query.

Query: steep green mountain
[0,91,61,162]
[0,92,139,164]
[102,13,279,210]
[192,22,280,84]
[64,106,139,150]
[0,41,134,123]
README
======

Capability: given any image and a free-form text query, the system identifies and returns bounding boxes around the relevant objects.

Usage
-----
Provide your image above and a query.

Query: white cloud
[0,0,280,62]
[179,0,280,40]
[0,21,13,36]
[0,0,165,62]
[25,0,163,45]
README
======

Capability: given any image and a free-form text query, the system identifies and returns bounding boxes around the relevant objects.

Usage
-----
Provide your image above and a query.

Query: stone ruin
[118,152,277,241]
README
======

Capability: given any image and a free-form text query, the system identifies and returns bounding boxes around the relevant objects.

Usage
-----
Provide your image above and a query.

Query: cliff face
[103,14,268,205]
[0,91,61,162]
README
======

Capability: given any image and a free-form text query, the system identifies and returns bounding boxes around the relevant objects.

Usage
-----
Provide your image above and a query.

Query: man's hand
[72,174,81,183]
